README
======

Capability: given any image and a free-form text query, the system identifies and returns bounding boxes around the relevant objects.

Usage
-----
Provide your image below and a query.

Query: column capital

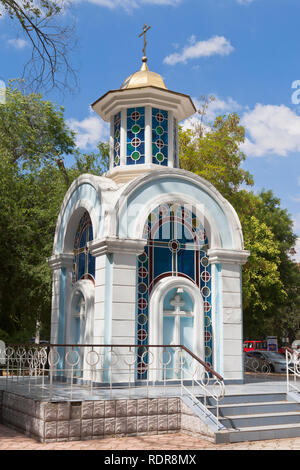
[47,253,74,270]
[89,237,146,257]
[207,248,250,265]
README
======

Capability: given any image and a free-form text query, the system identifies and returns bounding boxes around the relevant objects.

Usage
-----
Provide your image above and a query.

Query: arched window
[136,203,212,378]
[72,211,95,284]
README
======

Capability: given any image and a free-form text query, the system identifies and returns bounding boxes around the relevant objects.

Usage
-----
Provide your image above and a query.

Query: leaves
[179,98,300,341]
[179,111,254,199]
[0,81,75,169]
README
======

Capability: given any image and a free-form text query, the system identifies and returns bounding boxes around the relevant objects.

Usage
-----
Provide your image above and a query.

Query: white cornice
[207,248,250,265]
[47,253,74,270]
[89,237,146,257]
[92,86,195,123]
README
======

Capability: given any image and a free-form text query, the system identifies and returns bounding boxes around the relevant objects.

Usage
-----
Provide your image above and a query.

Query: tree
[0,80,76,170]
[179,96,254,200]
[0,1,77,92]
[179,97,300,340]
[0,84,110,342]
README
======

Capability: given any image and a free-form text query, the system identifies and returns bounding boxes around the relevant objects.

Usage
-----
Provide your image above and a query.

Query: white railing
[0,343,225,427]
[286,348,300,395]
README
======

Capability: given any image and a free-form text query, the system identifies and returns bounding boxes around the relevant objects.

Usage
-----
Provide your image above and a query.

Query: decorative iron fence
[0,343,225,429]
[286,348,300,394]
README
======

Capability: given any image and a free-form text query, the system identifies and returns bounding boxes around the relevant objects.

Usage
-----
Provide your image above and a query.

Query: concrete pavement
[0,423,300,450]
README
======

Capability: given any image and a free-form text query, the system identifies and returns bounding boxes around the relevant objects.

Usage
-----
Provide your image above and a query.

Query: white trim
[92,86,196,123]
[132,192,220,250]
[148,276,204,382]
[109,115,114,171]
[89,237,146,257]
[52,174,113,255]
[145,105,152,165]
[116,168,245,251]
[120,109,127,166]
[60,199,99,255]
[168,110,174,168]
[47,253,73,270]
[208,248,250,265]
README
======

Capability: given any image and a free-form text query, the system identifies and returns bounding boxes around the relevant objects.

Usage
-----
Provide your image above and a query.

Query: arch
[66,280,95,345]
[52,175,104,255]
[116,169,244,251]
[133,192,220,249]
[148,276,204,381]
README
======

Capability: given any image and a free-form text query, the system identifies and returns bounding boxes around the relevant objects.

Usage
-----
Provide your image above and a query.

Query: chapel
[48,30,249,384]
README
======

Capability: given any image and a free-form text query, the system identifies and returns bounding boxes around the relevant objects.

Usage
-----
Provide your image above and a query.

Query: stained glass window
[152,108,168,166]
[136,203,212,379]
[72,211,95,284]
[127,107,145,165]
[113,112,121,167]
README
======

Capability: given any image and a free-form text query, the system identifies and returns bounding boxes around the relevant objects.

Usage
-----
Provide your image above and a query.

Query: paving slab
[0,423,300,450]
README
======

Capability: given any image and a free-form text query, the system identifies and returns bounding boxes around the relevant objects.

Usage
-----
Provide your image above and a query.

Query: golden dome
[120,59,168,90]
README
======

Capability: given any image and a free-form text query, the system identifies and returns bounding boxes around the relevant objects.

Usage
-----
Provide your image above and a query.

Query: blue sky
[1,0,300,258]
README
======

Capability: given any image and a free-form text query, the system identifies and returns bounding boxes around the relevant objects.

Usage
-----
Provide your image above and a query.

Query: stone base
[0,390,214,443]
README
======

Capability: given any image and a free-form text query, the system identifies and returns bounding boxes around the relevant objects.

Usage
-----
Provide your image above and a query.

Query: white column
[89,237,146,383]
[47,253,74,344]
[168,110,174,168]
[109,115,114,171]
[120,108,127,166]
[145,105,152,165]
[208,248,249,383]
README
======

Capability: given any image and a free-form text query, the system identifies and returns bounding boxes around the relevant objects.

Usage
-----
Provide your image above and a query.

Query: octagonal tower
[91,57,195,183]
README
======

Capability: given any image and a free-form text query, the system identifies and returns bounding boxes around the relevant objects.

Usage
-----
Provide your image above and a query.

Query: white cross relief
[163,290,193,374]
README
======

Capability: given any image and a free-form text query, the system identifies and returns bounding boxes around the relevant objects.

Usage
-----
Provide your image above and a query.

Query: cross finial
[139,24,151,65]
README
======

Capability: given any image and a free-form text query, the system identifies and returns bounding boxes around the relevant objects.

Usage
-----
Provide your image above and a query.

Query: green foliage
[0,84,106,342]
[179,98,253,199]
[0,81,75,169]
[179,97,300,341]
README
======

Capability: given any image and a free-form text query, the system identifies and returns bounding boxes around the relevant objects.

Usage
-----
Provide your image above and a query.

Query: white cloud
[7,38,28,49]
[236,0,255,4]
[67,115,109,150]
[241,104,300,157]
[197,96,243,122]
[164,35,234,66]
[182,95,243,130]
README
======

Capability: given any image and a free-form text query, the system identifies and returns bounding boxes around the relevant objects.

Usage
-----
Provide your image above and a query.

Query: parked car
[244,351,271,373]
[246,350,294,373]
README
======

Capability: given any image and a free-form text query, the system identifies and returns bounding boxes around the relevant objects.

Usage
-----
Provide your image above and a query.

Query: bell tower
[91,25,196,183]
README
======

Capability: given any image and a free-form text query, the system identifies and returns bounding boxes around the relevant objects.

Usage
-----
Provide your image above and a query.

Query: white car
[248,350,294,373]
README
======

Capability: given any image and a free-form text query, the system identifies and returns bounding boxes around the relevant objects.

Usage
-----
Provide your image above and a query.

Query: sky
[1,0,300,259]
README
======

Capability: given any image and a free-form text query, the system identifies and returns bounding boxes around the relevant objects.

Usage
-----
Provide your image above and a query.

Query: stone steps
[198,392,300,444]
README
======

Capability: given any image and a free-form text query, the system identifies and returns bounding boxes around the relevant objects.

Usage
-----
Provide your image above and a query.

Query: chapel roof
[120,59,168,91]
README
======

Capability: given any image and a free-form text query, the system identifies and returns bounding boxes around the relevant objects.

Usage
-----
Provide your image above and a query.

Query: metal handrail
[286,348,300,395]
[47,343,224,382]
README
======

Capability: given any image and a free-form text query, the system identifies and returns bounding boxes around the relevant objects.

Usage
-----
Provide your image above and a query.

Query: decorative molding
[207,248,250,265]
[47,253,74,270]
[91,86,196,123]
[89,237,146,257]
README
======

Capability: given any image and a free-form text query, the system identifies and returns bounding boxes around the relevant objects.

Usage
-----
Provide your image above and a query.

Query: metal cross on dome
[139,24,151,59]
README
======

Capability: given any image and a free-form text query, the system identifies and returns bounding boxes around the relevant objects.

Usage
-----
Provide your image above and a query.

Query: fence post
[49,347,53,401]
